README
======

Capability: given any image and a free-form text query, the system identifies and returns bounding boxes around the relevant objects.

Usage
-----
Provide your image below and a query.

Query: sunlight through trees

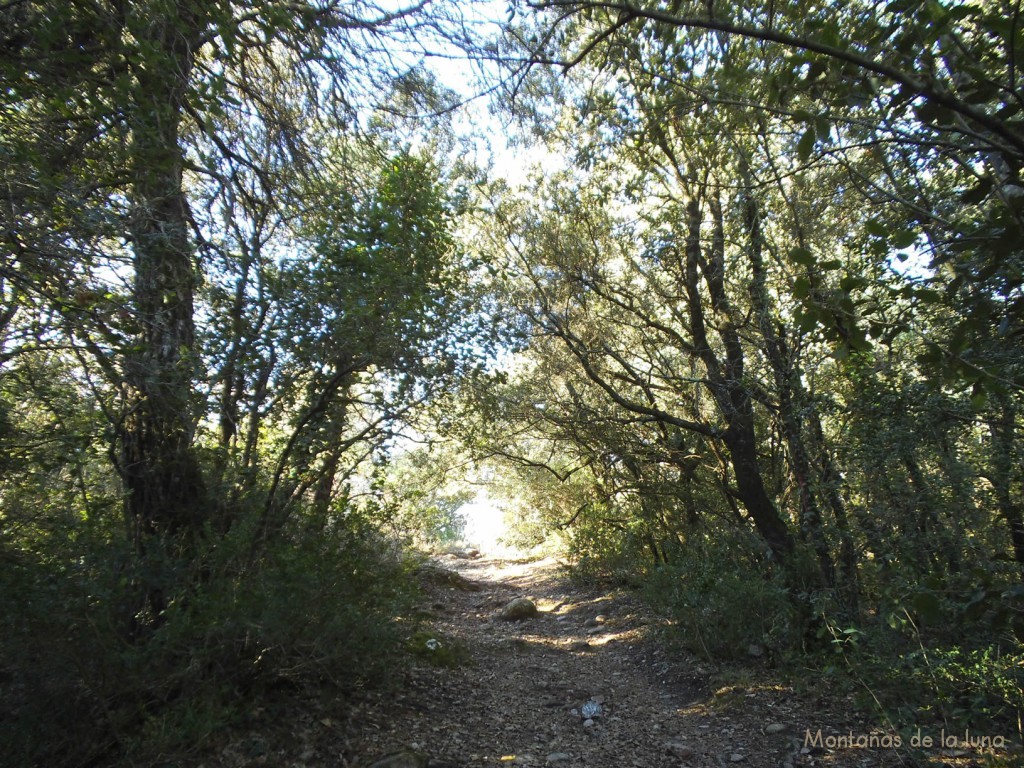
[1,0,1022,763]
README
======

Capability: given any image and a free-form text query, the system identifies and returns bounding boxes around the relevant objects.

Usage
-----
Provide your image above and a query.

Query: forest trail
[336,555,901,768]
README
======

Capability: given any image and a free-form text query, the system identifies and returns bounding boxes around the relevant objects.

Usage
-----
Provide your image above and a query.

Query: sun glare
[459,492,510,554]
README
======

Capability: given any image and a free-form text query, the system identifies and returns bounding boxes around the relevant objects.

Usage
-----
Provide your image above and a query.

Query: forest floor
[211,555,1013,768]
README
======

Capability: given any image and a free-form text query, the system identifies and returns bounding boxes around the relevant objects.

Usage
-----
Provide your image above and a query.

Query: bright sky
[460,491,511,552]
[380,0,566,188]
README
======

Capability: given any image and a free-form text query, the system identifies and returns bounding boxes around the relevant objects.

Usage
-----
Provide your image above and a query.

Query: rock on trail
[498,597,539,621]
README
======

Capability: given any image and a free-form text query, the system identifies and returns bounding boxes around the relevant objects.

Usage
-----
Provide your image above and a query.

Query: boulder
[499,597,538,621]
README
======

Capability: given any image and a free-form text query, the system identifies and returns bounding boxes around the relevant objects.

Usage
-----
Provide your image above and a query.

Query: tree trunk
[807,410,861,614]
[259,361,357,547]
[723,416,796,563]
[989,394,1024,573]
[312,421,348,516]
[120,2,207,618]
[739,168,836,588]
[683,195,796,564]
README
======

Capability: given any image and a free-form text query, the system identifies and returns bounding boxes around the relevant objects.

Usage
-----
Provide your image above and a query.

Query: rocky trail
[216,555,1004,768]
[336,556,906,768]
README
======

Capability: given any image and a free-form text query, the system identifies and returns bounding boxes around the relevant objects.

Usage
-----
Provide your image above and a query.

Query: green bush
[812,631,1024,745]
[563,501,656,584]
[643,536,801,660]
[916,645,1024,729]
[0,510,418,767]
[812,571,1024,741]
[0,526,130,766]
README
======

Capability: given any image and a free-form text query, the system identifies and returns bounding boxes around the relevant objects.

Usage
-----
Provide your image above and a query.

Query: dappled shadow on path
[342,555,915,768]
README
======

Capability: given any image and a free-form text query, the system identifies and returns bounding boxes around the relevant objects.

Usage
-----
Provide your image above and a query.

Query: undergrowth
[0,512,420,767]
[569,529,1024,751]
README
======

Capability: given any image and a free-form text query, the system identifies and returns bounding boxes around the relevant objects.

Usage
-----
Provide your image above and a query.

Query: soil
[333,561,897,768]
[210,555,1016,768]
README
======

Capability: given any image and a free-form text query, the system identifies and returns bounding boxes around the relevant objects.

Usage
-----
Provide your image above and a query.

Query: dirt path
[339,555,902,768]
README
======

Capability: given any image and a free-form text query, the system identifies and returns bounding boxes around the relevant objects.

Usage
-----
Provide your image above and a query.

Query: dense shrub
[638,533,802,660]
[813,570,1024,740]
[0,511,417,767]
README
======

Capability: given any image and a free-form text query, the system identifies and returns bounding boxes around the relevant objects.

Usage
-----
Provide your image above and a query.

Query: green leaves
[840,275,870,292]
[865,218,917,251]
[796,125,816,162]
[793,275,812,299]
[283,148,470,381]
[785,246,880,357]
[960,177,993,205]
[911,589,943,625]
[788,247,815,266]
[794,113,833,162]
[890,229,917,250]
[864,219,888,238]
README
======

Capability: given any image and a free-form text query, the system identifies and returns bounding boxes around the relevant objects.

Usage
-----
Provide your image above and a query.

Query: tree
[1,2,494,761]
[1,0,472,622]
[478,169,801,564]
[450,0,1024,639]
[512,0,1023,394]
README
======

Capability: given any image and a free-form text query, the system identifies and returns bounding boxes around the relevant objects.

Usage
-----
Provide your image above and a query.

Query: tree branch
[531,0,1024,158]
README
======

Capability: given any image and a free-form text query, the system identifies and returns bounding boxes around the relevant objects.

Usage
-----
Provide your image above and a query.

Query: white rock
[582,718,595,727]
[546,754,570,764]
[765,723,785,734]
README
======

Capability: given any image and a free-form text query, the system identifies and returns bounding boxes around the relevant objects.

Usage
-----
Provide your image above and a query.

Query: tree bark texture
[120,2,207,578]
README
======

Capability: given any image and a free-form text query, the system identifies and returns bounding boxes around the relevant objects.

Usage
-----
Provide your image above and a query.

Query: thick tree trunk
[782,394,835,582]
[807,410,861,613]
[723,416,796,563]
[120,3,207,618]
[312,420,348,516]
